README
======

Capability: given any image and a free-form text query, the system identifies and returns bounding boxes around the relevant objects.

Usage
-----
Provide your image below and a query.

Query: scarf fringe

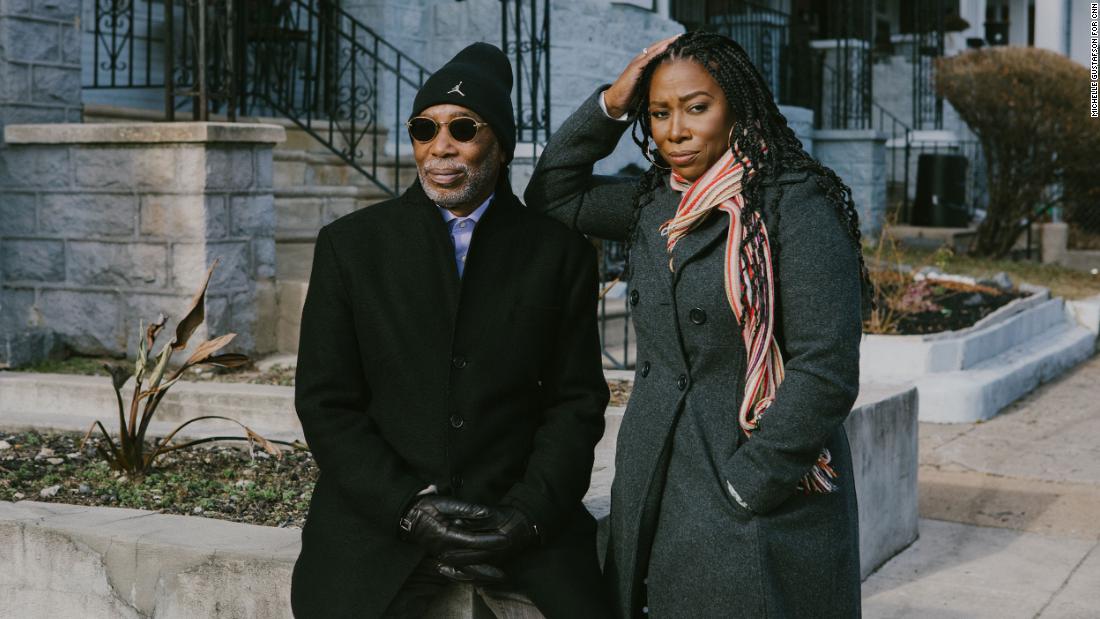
[798,449,839,494]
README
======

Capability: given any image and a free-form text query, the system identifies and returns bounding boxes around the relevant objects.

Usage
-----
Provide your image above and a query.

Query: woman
[524,32,870,618]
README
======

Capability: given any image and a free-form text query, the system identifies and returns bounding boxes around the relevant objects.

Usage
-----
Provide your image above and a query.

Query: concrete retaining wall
[0,501,298,618]
[1,377,918,610]
[846,384,919,579]
[860,289,1053,381]
[861,285,1097,423]
[0,372,301,443]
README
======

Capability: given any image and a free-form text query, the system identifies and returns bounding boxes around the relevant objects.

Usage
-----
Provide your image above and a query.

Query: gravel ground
[0,430,316,529]
[609,379,631,407]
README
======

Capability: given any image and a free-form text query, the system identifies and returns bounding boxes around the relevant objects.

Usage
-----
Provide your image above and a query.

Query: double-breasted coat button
[629,289,640,306]
[449,414,464,429]
[677,374,688,391]
[452,355,467,369]
[690,307,707,325]
[641,361,651,377]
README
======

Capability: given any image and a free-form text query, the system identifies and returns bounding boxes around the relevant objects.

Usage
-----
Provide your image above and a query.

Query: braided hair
[624,30,872,306]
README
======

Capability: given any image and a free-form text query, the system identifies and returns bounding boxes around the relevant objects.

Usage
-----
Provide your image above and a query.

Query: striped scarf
[660,146,838,494]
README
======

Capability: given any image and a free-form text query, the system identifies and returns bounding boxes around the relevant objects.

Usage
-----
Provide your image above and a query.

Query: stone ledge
[0,500,298,618]
[812,128,888,142]
[4,122,286,145]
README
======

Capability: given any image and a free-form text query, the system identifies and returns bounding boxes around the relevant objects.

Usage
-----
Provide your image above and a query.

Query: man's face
[411,104,505,215]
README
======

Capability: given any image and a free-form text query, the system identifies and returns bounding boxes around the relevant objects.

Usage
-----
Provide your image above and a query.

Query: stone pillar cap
[4,122,286,145]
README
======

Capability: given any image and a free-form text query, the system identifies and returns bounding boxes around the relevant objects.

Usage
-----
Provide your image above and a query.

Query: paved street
[862,353,1100,618]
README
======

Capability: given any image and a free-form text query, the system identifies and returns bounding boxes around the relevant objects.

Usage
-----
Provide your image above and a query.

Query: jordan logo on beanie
[448,81,465,96]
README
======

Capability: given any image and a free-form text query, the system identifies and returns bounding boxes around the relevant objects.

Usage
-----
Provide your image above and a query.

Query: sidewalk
[862,353,1100,618]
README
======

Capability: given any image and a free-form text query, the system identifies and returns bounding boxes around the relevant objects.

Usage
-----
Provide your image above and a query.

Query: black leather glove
[399,496,508,565]
[459,504,539,562]
[434,562,507,585]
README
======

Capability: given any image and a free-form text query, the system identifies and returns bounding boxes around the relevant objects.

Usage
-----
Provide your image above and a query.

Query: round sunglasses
[406,116,489,143]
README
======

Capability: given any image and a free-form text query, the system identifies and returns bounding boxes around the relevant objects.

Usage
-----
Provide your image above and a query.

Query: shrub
[935,47,1100,257]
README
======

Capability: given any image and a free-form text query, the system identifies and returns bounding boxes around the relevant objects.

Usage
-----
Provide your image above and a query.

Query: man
[290,42,611,618]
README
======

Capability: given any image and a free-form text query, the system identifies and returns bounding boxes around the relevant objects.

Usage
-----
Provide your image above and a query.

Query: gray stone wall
[339,0,682,178]
[420,0,683,176]
[0,124,283,365]
[0,0,82,130]
[813,129,887,238]
[0,0,84,366]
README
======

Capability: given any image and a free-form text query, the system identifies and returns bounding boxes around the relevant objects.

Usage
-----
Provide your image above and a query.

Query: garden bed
[871,277,1024,335]
[0,429,315,528]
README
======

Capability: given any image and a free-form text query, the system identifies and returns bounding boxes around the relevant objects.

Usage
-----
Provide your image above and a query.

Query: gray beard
[418,149,500,210]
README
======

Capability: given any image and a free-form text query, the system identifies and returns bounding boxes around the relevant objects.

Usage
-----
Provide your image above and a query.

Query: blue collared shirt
[439,194,492,278]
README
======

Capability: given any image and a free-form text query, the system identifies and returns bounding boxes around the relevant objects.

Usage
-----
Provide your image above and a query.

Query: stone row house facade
[0,0,1091,368]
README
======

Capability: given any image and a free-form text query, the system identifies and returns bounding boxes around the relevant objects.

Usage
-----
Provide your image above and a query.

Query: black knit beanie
[411,42,516,162]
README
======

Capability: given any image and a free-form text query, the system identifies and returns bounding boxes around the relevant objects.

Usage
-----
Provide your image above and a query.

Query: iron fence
[87,0,162,89]
[238,0,430,195]
[501,0,551,164]
[84,0,431,196]
[908,0,946,130]
[597,240,633,370]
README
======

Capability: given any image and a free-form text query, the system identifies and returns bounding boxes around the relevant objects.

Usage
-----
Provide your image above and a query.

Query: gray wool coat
[524,90,863,619]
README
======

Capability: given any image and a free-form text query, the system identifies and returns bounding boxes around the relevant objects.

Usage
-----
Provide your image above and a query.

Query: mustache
[422,159,468,174]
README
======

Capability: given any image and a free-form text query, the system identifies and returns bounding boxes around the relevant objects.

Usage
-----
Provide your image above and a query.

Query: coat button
[690,307,707,325]
[640,361,651,377]
[629,289,640,306]
[677,374,688,391]
[449,414,464,429]
[452,355,467,369]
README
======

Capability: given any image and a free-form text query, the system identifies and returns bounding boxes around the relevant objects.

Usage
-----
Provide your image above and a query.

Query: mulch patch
[896,282,1022,335]
[0,430,316,529]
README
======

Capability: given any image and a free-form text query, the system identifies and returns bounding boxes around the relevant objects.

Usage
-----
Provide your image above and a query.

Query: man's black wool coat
[290,177,611,618]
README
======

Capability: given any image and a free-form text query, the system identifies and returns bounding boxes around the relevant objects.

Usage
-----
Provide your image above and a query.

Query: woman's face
[647,58,736,182]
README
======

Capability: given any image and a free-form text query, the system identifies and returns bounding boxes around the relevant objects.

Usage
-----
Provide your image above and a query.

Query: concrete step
[274,184,390,239]
[274,148,418,192]
[916,322,1096,423]
[0,372,301,443]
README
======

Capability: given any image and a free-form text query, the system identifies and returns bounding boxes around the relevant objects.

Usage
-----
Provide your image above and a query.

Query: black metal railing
[693,0,818,110]
[87,0,161,89]
[598,240,633,370]
[501,0,551,163]
[909,0,945,130]
[85,0,432,196]
[165,0,238,121]
[703,0,787,99]
[239,0,431,195]
[872,100,913,221]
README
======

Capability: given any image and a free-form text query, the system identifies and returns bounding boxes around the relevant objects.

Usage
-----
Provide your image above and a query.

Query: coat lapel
[669,207,731,287]
[454,187,527,343]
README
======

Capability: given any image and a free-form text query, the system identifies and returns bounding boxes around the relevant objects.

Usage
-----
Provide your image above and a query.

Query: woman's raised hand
[603,35,680,119]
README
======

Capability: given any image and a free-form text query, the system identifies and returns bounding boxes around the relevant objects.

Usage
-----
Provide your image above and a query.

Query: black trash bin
[911,153,969,227]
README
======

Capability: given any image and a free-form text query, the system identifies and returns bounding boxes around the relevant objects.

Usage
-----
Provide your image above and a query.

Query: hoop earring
[727,125,736,152]
[643,143,671,170]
